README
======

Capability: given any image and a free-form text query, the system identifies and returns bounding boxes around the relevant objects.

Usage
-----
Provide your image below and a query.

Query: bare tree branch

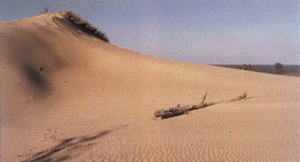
[154,92,247,119]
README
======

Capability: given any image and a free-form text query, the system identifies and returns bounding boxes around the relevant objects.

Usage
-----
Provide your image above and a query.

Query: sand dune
[1,13,300,161]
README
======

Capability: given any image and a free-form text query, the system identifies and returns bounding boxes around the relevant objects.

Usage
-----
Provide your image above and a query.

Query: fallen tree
[154,92,247,119]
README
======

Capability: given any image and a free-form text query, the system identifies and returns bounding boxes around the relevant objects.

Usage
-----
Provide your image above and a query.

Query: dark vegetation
[237,63,286,75]
[274,62,286,75]
[238,64,252,71]
[39,8,109,42]
[40,7,48,14]
[213,63,299,76]
[61,11,110,43]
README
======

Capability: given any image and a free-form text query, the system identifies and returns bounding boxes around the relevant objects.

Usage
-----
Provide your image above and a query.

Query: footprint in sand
[41,129,64,143]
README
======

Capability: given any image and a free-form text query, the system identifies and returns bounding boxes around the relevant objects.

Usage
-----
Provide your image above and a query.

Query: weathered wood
[154,92,208,118]
[227,92,246,102]
[200,91,207,105]
[154,92,247,119]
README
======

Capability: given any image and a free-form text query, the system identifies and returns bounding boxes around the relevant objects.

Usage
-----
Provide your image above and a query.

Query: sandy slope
[1,13,300,161]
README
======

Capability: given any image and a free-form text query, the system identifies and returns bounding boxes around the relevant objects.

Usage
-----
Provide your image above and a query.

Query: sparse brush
[61,11,110,43]
[40,7,48,14]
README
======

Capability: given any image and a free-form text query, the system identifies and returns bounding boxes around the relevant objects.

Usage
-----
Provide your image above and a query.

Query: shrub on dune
[40,7,48,14]
[60,11,110,43]
[238,64,252,71]
[275,62,286,75]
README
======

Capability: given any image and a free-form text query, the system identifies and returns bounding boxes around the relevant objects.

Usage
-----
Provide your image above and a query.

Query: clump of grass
[40,7,48,14]
[60,11,109,43]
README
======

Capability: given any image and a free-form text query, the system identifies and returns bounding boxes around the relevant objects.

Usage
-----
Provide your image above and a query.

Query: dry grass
[60,11,109,43]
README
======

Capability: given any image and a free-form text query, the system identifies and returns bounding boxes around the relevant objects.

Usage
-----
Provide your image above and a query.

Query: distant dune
[1,12,300,161]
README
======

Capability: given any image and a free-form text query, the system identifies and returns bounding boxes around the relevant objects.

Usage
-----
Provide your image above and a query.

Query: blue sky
[1,0,299,64]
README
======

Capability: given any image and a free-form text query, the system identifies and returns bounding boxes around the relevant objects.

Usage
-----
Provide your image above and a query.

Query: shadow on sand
[22,125,127,162]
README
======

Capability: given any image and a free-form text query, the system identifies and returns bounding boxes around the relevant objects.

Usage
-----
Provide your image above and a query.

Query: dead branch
[154,92,247,119]
[227,92,246,102]
[200,91,207,105]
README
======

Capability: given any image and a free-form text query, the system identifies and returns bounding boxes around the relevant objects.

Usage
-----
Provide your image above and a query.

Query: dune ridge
[1,13,300,161]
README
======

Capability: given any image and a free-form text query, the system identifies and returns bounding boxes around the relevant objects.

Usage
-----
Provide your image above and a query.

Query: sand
[1,13,300,161]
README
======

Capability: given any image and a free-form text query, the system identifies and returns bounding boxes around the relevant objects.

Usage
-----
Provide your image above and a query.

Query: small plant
[238,64,252,71]
[248,64,252,70]
[60,11,109,43]
[275,62,286,75]
[40,7,48,14]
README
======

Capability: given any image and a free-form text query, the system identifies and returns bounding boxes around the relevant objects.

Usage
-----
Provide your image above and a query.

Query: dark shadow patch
[24,66,47,91]
[21,65,52,100]
[52,17,82,36]
[22,125,128,162]
[4,28,70,100]
[243,97,254,100]
[79,131,109,143]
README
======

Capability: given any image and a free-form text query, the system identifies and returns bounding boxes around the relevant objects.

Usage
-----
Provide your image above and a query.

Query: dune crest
[1,13,300,161]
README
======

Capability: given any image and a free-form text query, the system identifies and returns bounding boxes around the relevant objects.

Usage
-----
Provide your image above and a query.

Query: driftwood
[154,92,247,119]
[227,92,247,102]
